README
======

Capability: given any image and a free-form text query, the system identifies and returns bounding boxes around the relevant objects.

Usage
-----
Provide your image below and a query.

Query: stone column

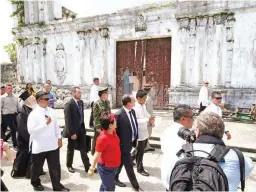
[206,17,214,83]
[186,18,196,85]
[194,16,208,86]
[77,31,86,85]
[177,18,190,86]
[38,1,45,23]
[27,1,39,24]
[212,14,226,87]
[225,15,235,88]
[41,38,47,83]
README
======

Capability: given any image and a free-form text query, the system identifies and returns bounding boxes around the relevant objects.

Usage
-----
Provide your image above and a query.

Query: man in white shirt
[204,91,231,140]
[89,77,100,128]
[134,90,155,177]
[27,91,69,191]
[168,111,254,191]
[198,81,209,113]
[161,105,194,190]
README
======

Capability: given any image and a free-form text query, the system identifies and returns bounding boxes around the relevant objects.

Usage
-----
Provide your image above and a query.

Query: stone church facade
[11,1,256,108]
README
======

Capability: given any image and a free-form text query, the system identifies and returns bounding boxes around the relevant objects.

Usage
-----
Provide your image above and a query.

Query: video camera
[178,127,196,143]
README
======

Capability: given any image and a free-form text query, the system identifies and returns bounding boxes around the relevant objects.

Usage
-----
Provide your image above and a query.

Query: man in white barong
[134,90,155,177]
[198,81,209,113]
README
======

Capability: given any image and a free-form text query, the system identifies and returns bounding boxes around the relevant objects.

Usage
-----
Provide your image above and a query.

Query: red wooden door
[145,38,171,109]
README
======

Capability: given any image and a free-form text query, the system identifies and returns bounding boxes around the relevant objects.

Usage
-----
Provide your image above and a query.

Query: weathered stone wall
[169,87,256,108]
[12,1,256,107]
[1,63,17,84]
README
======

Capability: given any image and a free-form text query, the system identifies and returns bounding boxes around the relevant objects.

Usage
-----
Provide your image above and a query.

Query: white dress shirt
[134,102,150,141]
[204,102,222,117]
[27,106,61,154]
[161,122,186,189]
[198,86,209,106]
[123,106,137,141]
[89,84,99,103]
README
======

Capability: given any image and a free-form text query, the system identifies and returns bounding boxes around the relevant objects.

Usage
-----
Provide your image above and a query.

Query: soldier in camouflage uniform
[91,87,111,155]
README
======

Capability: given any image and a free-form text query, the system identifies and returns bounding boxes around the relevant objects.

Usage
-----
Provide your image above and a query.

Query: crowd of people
[0,79,255,191]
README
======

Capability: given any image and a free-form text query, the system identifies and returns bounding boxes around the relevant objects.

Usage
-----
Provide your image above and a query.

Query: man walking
[91,87,111,155]
[144,86,155,152]
[89,77,100,128]
[1,83,20,150]
[198,81,209,113]
[134,90,154,177]
[62,87,91,173]
[115,94,142,191]
[27,91,69,191]
[205,91,231,140]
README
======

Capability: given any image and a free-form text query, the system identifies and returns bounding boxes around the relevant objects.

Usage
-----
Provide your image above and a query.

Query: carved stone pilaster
[186,18,196,85]
[225,15,235,87]
[194,16,208,86]
[206,17,214,82]
[177,18,190,86]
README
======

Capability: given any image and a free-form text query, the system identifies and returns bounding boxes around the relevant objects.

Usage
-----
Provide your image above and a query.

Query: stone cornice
[12,6,175,37]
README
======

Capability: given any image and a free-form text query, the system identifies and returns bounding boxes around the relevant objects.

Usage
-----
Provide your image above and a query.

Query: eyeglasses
[215,97,222,100]
[183,115,195,120]
[40,98,50,101]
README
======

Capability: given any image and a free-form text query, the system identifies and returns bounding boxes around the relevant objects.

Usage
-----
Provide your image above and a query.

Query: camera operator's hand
[225,131,231,140]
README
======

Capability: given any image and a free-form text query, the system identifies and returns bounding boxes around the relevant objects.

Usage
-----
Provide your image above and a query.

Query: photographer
[161,104,194,190]
[168,111,254,191]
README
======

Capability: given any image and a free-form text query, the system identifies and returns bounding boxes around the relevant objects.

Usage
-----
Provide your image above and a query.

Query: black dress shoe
[115,179,126,187]
[145,148,155,153]
[137,169,149,177]
[59,188,70,191]
[134,187,143,191]
[40,170,46,176]
[67,166,75,173]
[33,184,44,191]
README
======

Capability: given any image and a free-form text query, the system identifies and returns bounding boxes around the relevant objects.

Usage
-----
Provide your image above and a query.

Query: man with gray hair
[205,91,231,140]
[161,104,194,190]
[168,111,253,191]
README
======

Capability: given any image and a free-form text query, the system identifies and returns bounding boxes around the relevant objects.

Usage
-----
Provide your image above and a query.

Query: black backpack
[169,143,245,191]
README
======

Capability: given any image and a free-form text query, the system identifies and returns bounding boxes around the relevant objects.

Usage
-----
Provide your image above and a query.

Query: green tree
[4,43,17,63]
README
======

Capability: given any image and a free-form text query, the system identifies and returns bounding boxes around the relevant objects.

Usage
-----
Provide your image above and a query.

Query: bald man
[44,83,56,109]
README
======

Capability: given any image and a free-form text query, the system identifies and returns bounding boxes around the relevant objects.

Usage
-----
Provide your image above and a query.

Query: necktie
[77,101,83,122]
[129,111,137,139]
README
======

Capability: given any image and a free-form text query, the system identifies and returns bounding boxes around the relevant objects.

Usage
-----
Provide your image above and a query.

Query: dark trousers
[97,163,118,191]
[31,148,64,190]
[89,102,94,128]
[66,131,90,169]
[2,114,17,147]
[91,131,100,155]
[136,139,147,171]
[199,102,207,113]
[115,152,139,189]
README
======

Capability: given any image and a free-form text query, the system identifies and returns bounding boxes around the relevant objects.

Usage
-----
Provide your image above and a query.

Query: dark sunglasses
[183,115,195,120]
[40,98,50,101]
[215,97,222,100]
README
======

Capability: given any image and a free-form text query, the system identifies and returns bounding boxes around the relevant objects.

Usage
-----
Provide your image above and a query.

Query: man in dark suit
[115,94,142,191]
[62,86,90,173]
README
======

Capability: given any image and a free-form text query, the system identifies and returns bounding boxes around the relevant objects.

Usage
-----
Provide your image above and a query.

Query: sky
[0,0,167,63]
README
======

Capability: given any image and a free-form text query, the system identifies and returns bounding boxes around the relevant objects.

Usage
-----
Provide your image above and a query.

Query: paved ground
[1,108,256,191]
